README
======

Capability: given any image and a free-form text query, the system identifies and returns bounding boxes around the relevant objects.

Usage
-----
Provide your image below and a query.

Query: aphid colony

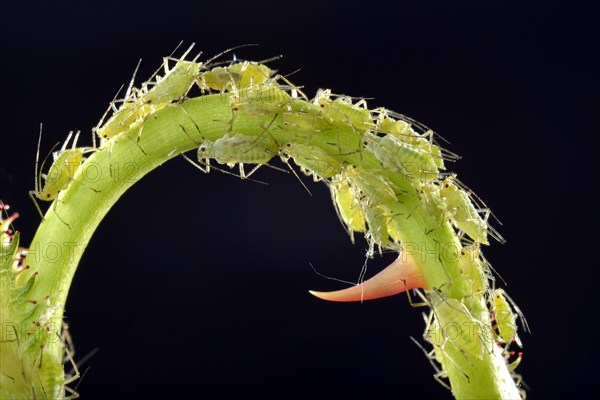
[1,203,82,399]
[29,43,527,395]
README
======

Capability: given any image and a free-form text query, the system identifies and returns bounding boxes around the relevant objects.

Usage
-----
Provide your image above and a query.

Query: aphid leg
[421,310,472,383]
[50,199,70,228]
[181,153,267,185]
[501,290,530,334]
[163,42,199,69]
[136,41,186,95]
[29,192,46,220]
[251,113,313,195]
[30,124,54,219]
[93,58,143,148]
[92,85,124,149]
[272,73,309,101]
[408,288,431,308]
[62,347,81,399]
[410,336,451,391]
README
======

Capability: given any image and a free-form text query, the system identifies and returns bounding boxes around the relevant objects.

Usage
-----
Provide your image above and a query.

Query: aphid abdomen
[282,110,331,134]
[492,289,518,344]
[232,85,292,115]
[429,291,488,361]
[200,66,240,92]
[418,182,446,225]
[345,165,398,207]
[330,98,373,132]
[96,101,149,140]
[331,179,366,234]
[378,135,439,182]
[440,179,489,244]
[376,115,412,138]
[283,143,341,180]
[140,60,200,105]
[363,202,390,249]
[228,61,274,89]
[213,133,277,165]
[457,245,487,295]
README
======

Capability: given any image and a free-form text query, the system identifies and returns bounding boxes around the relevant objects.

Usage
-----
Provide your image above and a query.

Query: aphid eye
[200,146,206,152]
[286,143,291,147]
[320,103,325,108]
[46,194,51,198]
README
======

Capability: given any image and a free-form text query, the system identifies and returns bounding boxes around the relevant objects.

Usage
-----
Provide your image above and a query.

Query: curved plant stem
[0,60,524,399]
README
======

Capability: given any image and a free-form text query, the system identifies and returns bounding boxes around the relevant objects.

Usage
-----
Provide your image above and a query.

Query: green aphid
[29,130,93,227]
[367,134,440,183]
[492,289,527,345]
[440,176,489,244]
[428,290,489,361]
[362,201,390,251]
[213,133,278,166]
[345,165,398,206]
[283,142,341,180]
[330,179,366,237]
[97,44,200,141]
[314,89,373,133]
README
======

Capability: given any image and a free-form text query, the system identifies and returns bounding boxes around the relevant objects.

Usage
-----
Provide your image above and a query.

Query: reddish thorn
[309,254,428,302]
[45,326,51,332]
[36,322,41,327]
[34,272,39,276]
[28,300,37,305]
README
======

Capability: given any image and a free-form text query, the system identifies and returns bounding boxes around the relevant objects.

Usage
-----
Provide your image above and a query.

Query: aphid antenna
[201,44,260,70]
[164,42,200,65]
[123,58,143,101]
[139,40,186,90]
[308,262,356,286]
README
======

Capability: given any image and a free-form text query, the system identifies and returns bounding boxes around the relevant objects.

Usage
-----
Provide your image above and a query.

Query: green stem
[15,95,242,398]
[0,64,523,399]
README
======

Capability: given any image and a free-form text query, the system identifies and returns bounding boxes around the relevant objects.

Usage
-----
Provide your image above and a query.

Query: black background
[1,1,597,399]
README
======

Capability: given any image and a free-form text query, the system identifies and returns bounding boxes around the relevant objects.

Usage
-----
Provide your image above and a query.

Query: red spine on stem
[309,254,427,302]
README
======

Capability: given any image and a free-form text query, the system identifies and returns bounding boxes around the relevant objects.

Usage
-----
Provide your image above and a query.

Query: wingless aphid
[29,127,96,228]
